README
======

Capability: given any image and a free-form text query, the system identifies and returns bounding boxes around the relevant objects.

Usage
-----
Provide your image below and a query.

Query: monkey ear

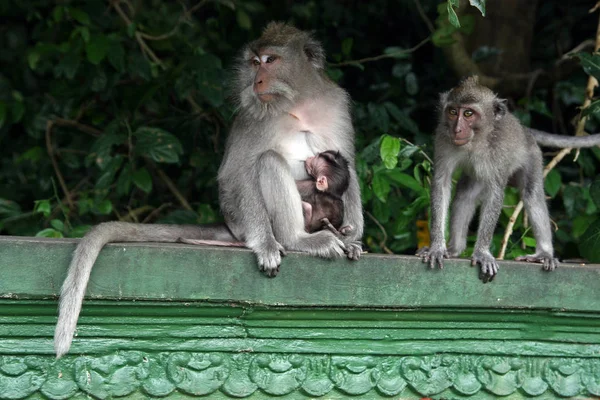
[493,98,508,120]
[304,38,326,70]
[316,176,328,191]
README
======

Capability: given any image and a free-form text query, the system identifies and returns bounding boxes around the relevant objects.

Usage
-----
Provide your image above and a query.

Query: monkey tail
[54,221,234,358]
[528,128,600,148]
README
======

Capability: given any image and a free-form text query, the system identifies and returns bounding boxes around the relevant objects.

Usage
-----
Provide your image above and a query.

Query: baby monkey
[419,76,600,282]
[296,150,353,237]
[179,151,352,248]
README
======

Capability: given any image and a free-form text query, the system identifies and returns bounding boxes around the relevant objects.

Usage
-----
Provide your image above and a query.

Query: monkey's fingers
[472,254,499,283]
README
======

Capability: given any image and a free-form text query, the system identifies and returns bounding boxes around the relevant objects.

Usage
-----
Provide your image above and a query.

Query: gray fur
[54,22,363,358]
[418,76,572,281]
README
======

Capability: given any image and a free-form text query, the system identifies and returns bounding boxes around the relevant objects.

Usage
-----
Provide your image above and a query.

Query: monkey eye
[463,109,474,117]
[265,55,276,63]
[251,57,260,66]
[448,108,458,116]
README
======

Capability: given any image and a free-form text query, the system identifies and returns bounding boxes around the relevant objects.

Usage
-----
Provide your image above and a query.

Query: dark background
[1,0,599,261]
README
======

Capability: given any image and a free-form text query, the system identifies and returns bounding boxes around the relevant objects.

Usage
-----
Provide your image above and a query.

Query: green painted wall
[0,236,599,399]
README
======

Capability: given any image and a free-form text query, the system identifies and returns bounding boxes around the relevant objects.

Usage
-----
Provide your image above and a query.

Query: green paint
[0,236,599,398]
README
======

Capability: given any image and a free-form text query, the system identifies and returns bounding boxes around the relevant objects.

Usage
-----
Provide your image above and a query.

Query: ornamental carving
[0,353,599,398]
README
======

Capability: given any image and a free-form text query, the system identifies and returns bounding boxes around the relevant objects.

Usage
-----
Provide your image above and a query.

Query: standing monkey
[418,76,600,282]
[54,22,363,357]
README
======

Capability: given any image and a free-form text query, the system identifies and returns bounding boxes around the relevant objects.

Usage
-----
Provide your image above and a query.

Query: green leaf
[107,40,126,72]
[579,219,600,262]
[469,0,486,16]
[134,127,183,164]
[116,164,133,196]
[380,135,400,169]
[68,8,91,25]
[576,52,600,83]
[236,9,252,30]
[581,98,600,117]
[371,171,391,203]
[95,199,113,215]
[384,102,420,135]
[36,228,63,238]
[28,51,40,70]
[447,1,460,28]
[50,219,65,232]
[522,236,536,248]
[590,177,600,209]
[573,215,596,239]
[405,72,418,95]
[386,170,425,194]
[133,167,153,193]
[342,38,353,56]
[86,35,110,65]
[34,199,51,217]
[544,169,562,198]
[0,199,21,217]
[69,224,92,238]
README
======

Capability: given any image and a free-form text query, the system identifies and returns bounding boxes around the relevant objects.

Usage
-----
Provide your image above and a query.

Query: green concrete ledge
[1,236,600,399]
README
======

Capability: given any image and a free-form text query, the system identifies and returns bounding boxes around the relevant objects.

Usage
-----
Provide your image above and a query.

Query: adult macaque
[418,76,600,282]
[296,150,352,235]
[54,22,363,358]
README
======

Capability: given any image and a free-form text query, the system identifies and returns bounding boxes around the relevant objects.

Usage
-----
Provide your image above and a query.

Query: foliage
[1,0,599,262]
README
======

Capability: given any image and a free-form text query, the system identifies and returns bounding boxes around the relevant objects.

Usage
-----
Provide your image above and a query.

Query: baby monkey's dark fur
[419,76,600,282]
[296,150,352,236]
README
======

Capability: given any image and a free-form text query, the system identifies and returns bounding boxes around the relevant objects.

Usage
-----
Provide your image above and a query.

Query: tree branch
[329,37,431,68]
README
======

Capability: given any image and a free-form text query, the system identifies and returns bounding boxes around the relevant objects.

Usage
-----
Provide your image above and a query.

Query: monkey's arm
[528,128,600,148]
[340,165,364,260]
[418,163,452,268]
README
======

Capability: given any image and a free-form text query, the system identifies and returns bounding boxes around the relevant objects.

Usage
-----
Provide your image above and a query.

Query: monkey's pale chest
[278,130,315,179]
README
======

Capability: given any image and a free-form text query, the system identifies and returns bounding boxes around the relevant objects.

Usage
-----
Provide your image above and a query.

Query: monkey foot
[416,246,448,269]
[515,254,559,271]
[471,251,498,283]
[254,241,287,278]
[343,239,363,260]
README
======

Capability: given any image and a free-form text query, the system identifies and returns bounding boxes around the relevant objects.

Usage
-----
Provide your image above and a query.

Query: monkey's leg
[471,183,505,282]
[419,165,453,268]
[515,168,559,271]
[447,176,484,257]
[258,150,345,262]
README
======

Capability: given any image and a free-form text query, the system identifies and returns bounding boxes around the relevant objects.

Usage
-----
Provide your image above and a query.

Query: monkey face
[446,106,479,146]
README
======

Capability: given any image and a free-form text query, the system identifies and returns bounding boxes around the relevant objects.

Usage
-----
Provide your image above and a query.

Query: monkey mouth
[256,92,276,102]
[453,137,471,146]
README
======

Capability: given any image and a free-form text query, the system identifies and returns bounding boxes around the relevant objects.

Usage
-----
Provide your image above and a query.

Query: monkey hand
[416,245,448,269]
[515,253,558,271]
[471,250,499,283]
[253,240,287,278]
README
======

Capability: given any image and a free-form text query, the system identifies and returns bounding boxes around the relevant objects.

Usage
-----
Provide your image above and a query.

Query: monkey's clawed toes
[255,241,287,277]
[344,240,363,260]
[471,251,499,283]
[515,254,558,271]
[417,246,448,269]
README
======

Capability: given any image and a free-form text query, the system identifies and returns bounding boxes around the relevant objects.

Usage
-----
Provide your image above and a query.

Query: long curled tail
[528,128,600,148]
[54,221,234,358]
